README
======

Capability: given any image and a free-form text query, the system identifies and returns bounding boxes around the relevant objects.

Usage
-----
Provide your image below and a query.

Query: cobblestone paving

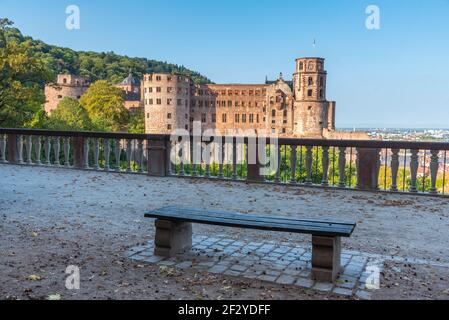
[127,235,386,300]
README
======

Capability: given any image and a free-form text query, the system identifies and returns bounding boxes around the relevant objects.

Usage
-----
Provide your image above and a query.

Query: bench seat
[145,206,356,282]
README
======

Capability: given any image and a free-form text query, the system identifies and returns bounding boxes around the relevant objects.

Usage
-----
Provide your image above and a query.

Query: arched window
[272,110,276,117]
[308,77,313,86]
[299,62,304,70]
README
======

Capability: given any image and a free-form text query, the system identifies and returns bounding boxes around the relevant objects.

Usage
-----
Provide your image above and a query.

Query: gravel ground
[1,164,448,300]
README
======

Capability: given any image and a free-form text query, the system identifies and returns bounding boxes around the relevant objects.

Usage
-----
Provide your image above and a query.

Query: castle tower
[44,74,90,114]
[143,74,191,134]
[293,57,335,137]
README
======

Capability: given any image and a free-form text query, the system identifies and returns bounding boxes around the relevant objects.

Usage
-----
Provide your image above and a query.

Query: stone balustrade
[1,128,448,196]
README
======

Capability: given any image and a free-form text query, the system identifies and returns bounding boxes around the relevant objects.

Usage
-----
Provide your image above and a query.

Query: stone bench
[144,206,356,282]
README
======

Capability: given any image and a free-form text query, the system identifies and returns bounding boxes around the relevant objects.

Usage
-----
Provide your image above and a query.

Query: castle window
[234,90,239,95]
[149,87,153,93]
[235,101,240,107]
[58,95,62,99]
[308,106,313,110]
[283,110,287,117]
[222,113,227,123]
[167,124,172,130]
[148,75,153,82]
[319,89,323,98]
[201,113,206,123]
[257,114,259,123]
[149,99,153,105]
[249,114,254,123]
[212,113,216,123]
[199,101,203,107]
[308,77,313,86]
[167,76,172,82]
[241,90,246,96]
[299,62,304,70]
[147,113,150,119]
[283,120,288,124]
[228,100,232,107]
[242,114,247,123]
[271,110,276,117]
[242,101,246,107]
[319,77,324,86]
[235,114,240,123]
[255,90,260,95]
[185,125,189,130]
[63,78,67,84]
[167,87,173,93]
[185,114,188,119]
[308,90,313,97]
[228,90,232,95]
[167,113,172,119]
[177,99,182,106]
[249,90,254,95]
[272,120,276,124]
[167,99,172,105]
[156,99,161,105]
[282,128,286,133]
[156,76,161,81]
[156,87,161,93]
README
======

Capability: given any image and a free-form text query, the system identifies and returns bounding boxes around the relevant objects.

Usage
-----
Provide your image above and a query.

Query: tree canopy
[47,97,92,131]
[0,19,52,127]
[80,80,129,132]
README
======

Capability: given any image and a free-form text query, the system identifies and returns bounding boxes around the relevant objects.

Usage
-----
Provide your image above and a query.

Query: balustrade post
[305,146,313,185]
[25,135,33,164]
[0,134,6,163]
[93,138,100,170]
[53,137,61,167]
[218,142,224,179]
[137,139,144,173]
[390,149,400,191]
[34,136,42,165]
[232,140,237,180]
[72,137,84,169]
[83,138,90,169]
[44,137,51,165]
[246,138,263,183]
[274,145,281,183]
[289,145,297,184]
[103,139,111,171]
[322,146,330,186]
[6,134,19,164]
[147,138,168,177]
[355,148,380,190]
[63,137,70,167]
[409,149,419,193]
[429,150,439,194]
[17,135,24,164]
[115,139,121,171]
[338,147,347,188]
[126,139,132,172]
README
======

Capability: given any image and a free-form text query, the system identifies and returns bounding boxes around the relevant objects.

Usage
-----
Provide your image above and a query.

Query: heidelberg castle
[45,56,367,139]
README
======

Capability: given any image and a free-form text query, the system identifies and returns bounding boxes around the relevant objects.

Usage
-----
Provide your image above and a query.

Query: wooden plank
[145,209,355,237]
[150,206,355,227]
[145,212,352,237]
[147,206,355,233]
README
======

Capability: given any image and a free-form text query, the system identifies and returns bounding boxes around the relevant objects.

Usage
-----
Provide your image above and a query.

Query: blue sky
[2,0,449,128]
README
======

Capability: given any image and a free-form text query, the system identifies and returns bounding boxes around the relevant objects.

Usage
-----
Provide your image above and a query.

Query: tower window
[167,124,172,130]
[222,113,227,123]
[235,114,240,123]
[319,89,323,98]
[308,90,313,97]
[308,106,313,110]
[167,113,172,119]
[308,77,313,86]
[201,113,206,123]
[271,110,276,117]
[212,113,216,123]
[299,62,304,70]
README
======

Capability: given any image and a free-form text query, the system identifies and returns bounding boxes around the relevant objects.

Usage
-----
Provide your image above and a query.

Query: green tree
[0,18,51,127]
[47,97,92,130]
[79,80,129,131]
[128,108,145,133]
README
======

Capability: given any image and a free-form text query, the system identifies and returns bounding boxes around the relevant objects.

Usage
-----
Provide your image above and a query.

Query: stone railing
[1,128,448,196]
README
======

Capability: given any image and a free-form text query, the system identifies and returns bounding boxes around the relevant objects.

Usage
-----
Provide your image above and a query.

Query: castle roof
[119,70,139,86]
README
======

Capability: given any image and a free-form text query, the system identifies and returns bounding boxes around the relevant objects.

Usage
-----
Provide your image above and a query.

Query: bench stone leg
[311,236,342,282]
[154,219,192,257]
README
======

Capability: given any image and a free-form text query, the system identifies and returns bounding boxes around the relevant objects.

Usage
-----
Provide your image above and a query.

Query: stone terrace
[1,164,449,300]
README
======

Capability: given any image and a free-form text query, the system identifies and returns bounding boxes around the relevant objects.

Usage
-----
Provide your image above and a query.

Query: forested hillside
[4,26,212,85]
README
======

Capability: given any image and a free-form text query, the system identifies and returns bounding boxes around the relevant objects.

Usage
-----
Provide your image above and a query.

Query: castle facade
[142,57,364,139]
